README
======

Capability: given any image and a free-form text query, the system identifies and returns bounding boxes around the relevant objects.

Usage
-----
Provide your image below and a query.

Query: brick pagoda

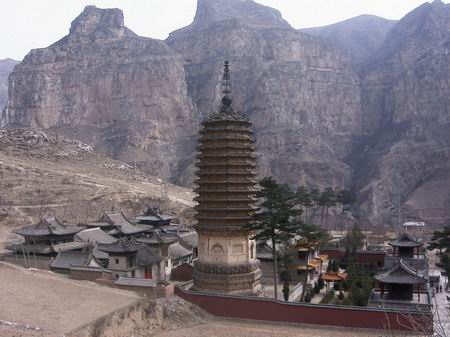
[192,61,261,294]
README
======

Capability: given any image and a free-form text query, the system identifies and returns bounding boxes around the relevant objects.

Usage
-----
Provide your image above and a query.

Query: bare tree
[382,297,448,337]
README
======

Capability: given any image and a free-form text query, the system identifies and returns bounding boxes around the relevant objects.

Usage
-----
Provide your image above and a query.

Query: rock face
[353,0,450,225]
[2,6,196,181]
[300,15,396,66]
[0,58,19,115]
[2,0,450,227]
[167,0,362,189]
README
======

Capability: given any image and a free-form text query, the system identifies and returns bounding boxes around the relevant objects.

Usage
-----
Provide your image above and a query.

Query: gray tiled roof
[53,241,90,252]
[169,243,192,260]
[178,232,198,248]
[51,251,92,270]
[98,238,145,254]
[14,217,82,237]
[101,211,152,235]
[376,259,427,285]
[75,228,118,245]
[389,233,423,248]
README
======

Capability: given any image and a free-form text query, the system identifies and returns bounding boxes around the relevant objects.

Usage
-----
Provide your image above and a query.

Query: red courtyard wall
[175,286,432,332]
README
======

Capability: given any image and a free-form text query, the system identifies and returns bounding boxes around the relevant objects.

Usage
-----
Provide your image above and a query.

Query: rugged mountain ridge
[167,0,362,188]
[300,15,397,66]
[0,58,19,113]
[2,0,450,227]
[353,0,450,225]
[1,6,197,181]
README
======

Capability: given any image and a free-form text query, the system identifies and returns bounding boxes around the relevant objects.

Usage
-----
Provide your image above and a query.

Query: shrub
[338,291,344,300]
[282,280,290,302]
[314,282,320,294]
[320,290,335,304]
[342,280,349,292]
[318,277,325,289]
[331,259,339,272]
[304,292,312,303]
[333,282,339,291]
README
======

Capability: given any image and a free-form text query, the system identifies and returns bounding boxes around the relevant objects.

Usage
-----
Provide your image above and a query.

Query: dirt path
[152,319,403,337]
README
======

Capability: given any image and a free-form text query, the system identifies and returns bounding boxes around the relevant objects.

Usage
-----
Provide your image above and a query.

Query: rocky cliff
[0,58,18,114]
[1,6,197,181]
[167,0,362,188]
[353,0,450,225]
[300,15,396,66]
[2,0,450,227]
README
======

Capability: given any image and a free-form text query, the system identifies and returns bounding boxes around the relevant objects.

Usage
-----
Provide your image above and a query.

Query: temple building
[192,61,261,294]
[368,233,431,310]
[7,217,83,256]
[84,210,152,237]
[133,206,177,227]
[389,233,423,258]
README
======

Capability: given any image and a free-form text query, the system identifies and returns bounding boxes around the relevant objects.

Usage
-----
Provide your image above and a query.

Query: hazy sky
[0,0,445,60]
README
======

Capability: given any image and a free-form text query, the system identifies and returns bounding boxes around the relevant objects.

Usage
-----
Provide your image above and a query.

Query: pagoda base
[192,261,262,295]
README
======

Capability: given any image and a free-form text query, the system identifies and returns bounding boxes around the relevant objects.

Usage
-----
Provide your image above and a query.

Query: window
[131,270,135,278]
[115,258,119,265]
[165,260,169,267]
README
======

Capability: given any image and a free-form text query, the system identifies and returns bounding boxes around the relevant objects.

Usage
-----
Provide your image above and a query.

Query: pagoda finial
[222,60,232,106]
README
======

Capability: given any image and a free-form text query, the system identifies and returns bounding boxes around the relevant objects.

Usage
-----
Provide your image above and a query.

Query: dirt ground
[0,262,142,335]
[152,319,401,337]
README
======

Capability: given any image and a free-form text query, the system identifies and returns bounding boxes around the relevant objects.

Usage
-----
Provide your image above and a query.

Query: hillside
[0,128,194,247]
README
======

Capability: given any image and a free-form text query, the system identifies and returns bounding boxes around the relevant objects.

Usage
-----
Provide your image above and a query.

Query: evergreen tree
[249,177,302,299]
[320,187,337,231]
[427,225,450,289]
[296,186,312,223]
[282,279,290,301]
[336,189,355,213]
[336,189,355,232]
[343,224,365,255]
[309,188,321,224]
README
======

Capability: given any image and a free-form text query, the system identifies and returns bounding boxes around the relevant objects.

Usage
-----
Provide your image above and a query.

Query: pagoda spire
[221,60,232,107]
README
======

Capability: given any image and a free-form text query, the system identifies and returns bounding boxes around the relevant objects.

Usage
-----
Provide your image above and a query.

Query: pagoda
[192,61,262,294]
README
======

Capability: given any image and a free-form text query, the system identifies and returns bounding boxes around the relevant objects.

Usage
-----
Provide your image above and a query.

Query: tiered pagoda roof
[389,233,423,248]
[194,61,258,232]
[13,217,82,237]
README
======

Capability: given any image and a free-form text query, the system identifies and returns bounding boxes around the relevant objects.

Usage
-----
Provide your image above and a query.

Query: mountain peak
[69,6,136,40]
[190,0,291,30]
[380,0,450,53]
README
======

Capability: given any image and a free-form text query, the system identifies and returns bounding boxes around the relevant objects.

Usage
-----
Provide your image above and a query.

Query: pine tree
[427,225,450,289]
[320,187,337,231]
[296,186,312,223]
[249,177,302,299]
[309,188,321,225]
